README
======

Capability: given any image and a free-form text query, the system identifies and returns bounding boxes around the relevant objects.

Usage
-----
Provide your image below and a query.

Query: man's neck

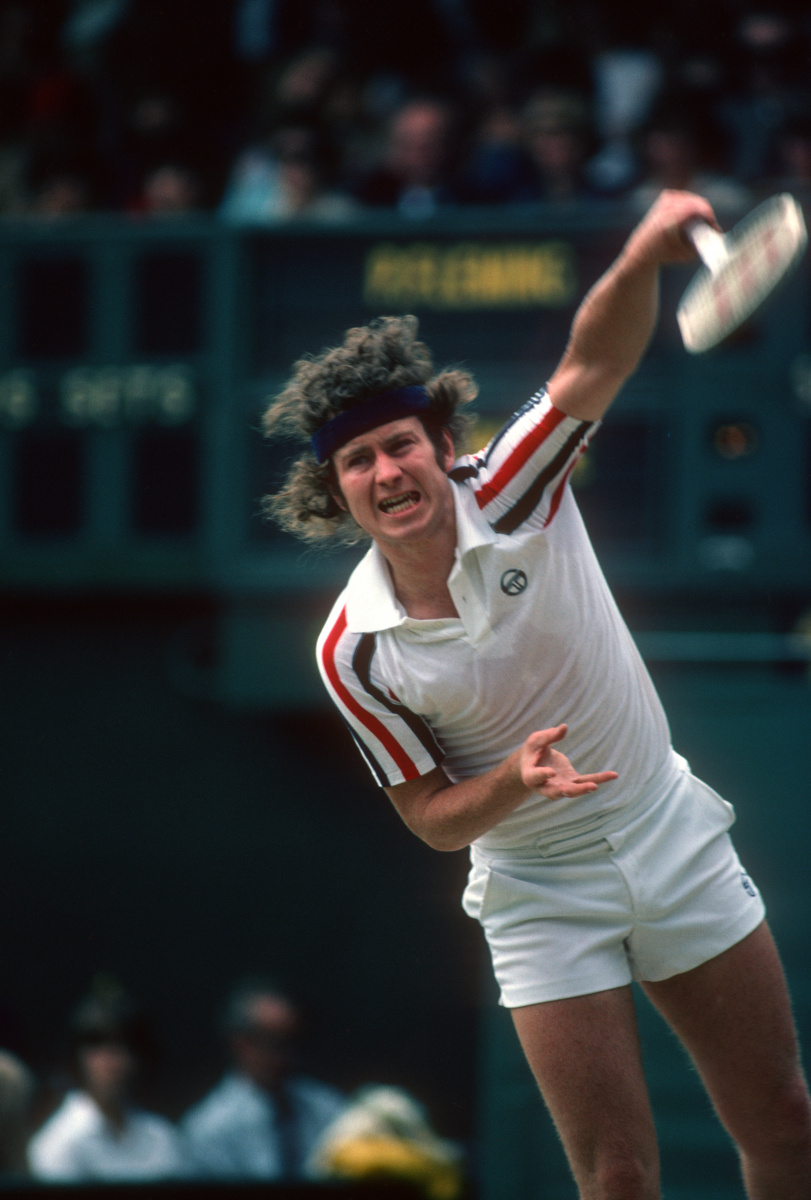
[383,536,459,620]
[90,1093,127,1131]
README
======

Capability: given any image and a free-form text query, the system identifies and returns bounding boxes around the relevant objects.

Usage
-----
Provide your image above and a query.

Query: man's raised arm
[547,190,719,422]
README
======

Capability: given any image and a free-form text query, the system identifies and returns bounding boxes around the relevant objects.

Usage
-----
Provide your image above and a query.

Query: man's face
[388,103,451,186]
[332,417,456,552]
[231,996,299,1093]
[78,1041,137,1107]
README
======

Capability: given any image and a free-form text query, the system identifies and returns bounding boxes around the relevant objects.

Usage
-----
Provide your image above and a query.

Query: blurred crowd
[0,975,465,1197]
[2,0,811,224]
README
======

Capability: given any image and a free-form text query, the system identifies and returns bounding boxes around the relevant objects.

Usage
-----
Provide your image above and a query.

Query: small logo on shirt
[500,568,528,595]
[740,871,757,898]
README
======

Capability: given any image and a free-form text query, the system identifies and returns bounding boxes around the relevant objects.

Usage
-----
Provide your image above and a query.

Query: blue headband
[310,386,431,463]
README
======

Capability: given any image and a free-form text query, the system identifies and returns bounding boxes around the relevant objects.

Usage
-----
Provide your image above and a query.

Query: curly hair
[261,315,478,544]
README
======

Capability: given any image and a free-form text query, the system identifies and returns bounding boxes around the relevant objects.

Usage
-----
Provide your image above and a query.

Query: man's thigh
[511,985,659,1192]
[642,921,809,1146]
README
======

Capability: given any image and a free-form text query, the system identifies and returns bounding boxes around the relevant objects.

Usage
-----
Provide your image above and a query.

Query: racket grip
[685,219,729,274]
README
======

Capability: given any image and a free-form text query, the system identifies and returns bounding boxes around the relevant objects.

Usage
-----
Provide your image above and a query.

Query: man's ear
[330,485,348,512]
[326,459,348,511]
[441,429,455,472]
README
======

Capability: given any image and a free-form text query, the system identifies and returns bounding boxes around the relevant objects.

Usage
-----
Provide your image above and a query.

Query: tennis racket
[677,193,807,354]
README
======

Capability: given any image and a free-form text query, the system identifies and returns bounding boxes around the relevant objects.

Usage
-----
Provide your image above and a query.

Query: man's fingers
[536,770,619,799]
[528,723,568,750]
[576,771,619,785]
[546,779,611,798]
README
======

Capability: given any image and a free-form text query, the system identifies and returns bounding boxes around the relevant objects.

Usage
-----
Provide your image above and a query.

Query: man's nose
[375,452,402,483]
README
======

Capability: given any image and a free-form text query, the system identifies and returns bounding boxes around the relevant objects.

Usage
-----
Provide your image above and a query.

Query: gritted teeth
[379,491,420,514]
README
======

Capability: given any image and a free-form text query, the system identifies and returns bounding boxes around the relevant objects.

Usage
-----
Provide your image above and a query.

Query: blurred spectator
[25,142,101,217]
[351,96,462,218]
[517,88,600,203]
[27,979,187,1182]
[0,1051,35,1179]
[137,161,205,217]
[458,86,601,206]
[455,115,527,206]
[767,113,811,200]
[108,88,215,210]
[629,98,751,217]
[101,0,244,152]
[257,46,344,129]
[310,1085,464,1200]
[451,52,527,206]
[246,43,373,194]
[717,11,811,186]
[181,978,345,1180]
[221,123,357,223]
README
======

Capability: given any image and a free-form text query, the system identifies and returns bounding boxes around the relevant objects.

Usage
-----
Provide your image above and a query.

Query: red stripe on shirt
[320,607,420,782]
[475,402,567,510]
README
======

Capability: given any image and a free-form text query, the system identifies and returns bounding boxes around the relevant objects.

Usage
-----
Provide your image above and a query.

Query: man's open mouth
[379,491,420,514]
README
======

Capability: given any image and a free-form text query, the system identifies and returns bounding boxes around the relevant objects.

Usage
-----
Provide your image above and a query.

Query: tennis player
[263,190,811,1199]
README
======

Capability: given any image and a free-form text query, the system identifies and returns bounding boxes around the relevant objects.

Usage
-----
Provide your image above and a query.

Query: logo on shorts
[500,568,528,596]
[740,871,757,897]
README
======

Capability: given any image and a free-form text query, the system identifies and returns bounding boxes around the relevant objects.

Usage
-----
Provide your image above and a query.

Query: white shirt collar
[451,471,499,559]
[344,479,497,634]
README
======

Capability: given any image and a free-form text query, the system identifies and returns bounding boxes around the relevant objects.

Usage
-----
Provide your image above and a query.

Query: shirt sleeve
[316,604,445,788]
[454,388,598,534]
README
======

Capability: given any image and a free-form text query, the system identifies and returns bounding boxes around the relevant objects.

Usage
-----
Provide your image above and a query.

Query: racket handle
[685,219,729,274]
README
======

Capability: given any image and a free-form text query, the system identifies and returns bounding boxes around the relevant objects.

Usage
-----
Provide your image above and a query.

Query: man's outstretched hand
[520,724,618,799]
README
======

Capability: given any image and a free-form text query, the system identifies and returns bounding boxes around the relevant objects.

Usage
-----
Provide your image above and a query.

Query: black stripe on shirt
[347,722,390,787]
[492,420,591,535]
[352,633,444,768]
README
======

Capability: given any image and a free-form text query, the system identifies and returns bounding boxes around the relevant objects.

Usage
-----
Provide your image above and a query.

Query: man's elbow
[406,815,470,853]
[425,829,471,853]
[387,777,473,852]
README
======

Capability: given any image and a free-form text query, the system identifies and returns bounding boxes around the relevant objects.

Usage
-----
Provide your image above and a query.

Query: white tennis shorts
[462,765,766,1007]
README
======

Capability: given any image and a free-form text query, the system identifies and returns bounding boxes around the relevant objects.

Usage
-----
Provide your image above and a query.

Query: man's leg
[511,985,660,1199]
[642,920,811,1199]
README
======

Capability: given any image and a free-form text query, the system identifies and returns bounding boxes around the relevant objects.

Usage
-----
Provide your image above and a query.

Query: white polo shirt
[27,1091,187,1181]
[317,389,675,851]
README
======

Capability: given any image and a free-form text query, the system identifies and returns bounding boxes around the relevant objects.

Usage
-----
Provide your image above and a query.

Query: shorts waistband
[471,749,690,866]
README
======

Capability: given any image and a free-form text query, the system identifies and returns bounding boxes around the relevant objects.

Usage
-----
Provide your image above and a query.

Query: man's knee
[765,1076,811,1153]
[736,1074,811,1159]
[590,1146,659,1200]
